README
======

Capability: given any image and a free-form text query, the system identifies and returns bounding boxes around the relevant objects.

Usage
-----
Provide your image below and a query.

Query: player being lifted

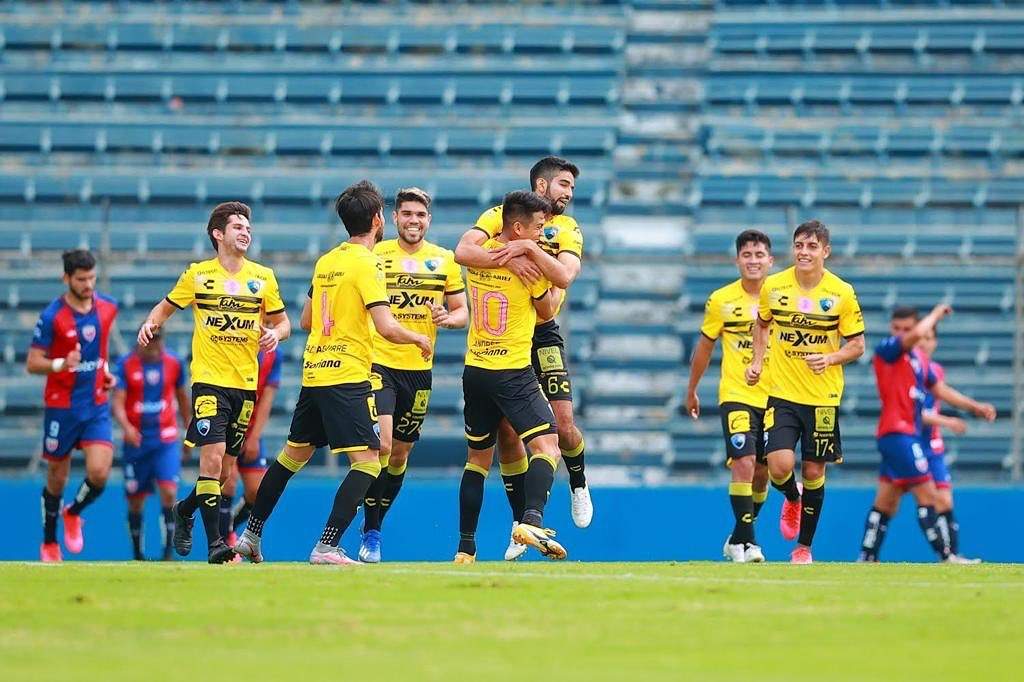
[233,180,432,565]
[27,249,119,562]
[455,156,588,560]
[746,221,865,564]
[358,187,467,563]
[686,230,774,563]
[138,202,291,563]
[455,191,568,564]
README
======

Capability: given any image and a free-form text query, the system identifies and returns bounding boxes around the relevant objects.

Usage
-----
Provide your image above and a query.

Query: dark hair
[793,219,830,246]
[206,201,251,251]
[501,191,552,230]
[891,305,919,321]
[62,249,96,276]
[529,156,580,191]
[335,180,384,236]
[735,229,772,254]
[394,186,432,212]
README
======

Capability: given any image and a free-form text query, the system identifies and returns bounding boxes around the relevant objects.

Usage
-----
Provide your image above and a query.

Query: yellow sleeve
[757,279,773,322]
[560,225,584,260]
[165,264,195,309]
[444,253,465,295]
[357,256,389,309]
[699,292,723,340]
[839,286,865,338]
[474,206,503,239]
[263,269,286,315]
[529,277,552,300]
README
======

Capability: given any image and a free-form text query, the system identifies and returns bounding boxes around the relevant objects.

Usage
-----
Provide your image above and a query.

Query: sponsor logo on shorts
[730,433,747,450]
[196,418,211,436]
[727,410,751,434]
[536,346,564,373]
[412,389,431,415]
[194,395,218,418]
[814,407,836,433]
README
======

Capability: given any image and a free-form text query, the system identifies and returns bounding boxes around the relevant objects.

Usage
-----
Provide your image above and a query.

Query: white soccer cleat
[504,522,528,561]
[570,486,593,528]
[233,529,264,564]
[723,539,747,563]
[744,544,765,563]
[944,554,982,565]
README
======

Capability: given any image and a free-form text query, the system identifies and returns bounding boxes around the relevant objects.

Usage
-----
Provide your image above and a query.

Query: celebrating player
[137,201,291,563]
[686,230,774,563]
[233,180,432,565]
[27,249,118,562]
[111,330,190,561]
[358,187,467,563]
[746,221,865,564]
[455,190,568,564]
[455,156,588,560]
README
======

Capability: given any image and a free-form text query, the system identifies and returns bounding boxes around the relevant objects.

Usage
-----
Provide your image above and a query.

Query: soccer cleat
[944,554,982,565]
[226,530,238,548]
[171,501,194,557]
[744,544,765,563]
[358,530,382,564]
[790,546,813,564]
[504,522,528,561]
[453,552,476,565]
[723,539,747,563]
[512,523,567,560]
[780,497,802,541]
[570,486,593,528]
[207,541,236,564]
[61,507,84,554]
[233,529,263,564]
[40,542,63,563]
[309,542,359,565]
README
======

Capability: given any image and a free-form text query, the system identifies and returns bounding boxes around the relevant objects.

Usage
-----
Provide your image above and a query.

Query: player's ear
[823,243,831,260]
[534,177,548,195]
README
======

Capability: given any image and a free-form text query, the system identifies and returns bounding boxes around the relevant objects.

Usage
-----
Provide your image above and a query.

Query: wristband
[51,358,66,372]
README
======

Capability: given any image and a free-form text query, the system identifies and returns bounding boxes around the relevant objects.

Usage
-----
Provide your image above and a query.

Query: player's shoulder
[552,214,580,231]
[709,278,743,303]
[423,240,456,261]
[373,239,400,255]
[242,258,277,278]
[819,267,855,292]
[764,267,796,288]
[94,292,119,309]
[38,296,66,320]
[184,257,217,274]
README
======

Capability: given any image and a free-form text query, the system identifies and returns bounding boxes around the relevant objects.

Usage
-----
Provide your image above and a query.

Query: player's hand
[413,333,433,360]
[102,366,118,390]
[124,425,142,448]
[428,302,454,328]
[973,402,997,422]
[490,240,535,265]
[685,392,700,419]
[804,353,832,375]
[258,325,280,352]
[65,343,82,372]
[137,322,159,347]
[241,436,260,463]
[745,361,762,386]
[505,255,543,285]
[947,417,969,435]
[931,303,953,319]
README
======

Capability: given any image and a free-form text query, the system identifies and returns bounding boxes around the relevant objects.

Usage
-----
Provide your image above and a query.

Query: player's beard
[67,283,93,303]
[398,225,424,246]
[546,193,568,216]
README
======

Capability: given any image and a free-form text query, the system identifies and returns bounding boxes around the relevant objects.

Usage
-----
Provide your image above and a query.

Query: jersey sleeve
[757,281,773,322]
[474,206,503,239]
[444,253,466,295]
[839,286,865,338]
[529,276,552,300]
[165,264,196,309]
[263,269,286,315]
[560,224,584,260]
[267,351,283,387]
[874,336,904,363]
[30,308,54,351]
[114,356,127,389]
[359,256,390,309]
[925,363,938,389]
[699,292,723,341]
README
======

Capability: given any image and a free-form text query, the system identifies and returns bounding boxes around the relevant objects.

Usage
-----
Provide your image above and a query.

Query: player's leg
[154,442,181,561]
[232,440,268,533]
[764,401,803,543]
[552,399,592,528]
[514,432,567,560]
[218,453,238,545]
[379,438,413,525]
[124,449,154,561]
[456,445,494,563]
[127,493,147,560]
[310,447,381,565]
[41,455,71,561]
[909,479,951,561]
[859,479,901,562]
[363,368,395,542]
[796,459,826,556]
[794,404,843,562]
[721,404,761,561]
[928,453,970,560]
[752,463,770,520]
[62,440,114,554]
[496,422,529,561]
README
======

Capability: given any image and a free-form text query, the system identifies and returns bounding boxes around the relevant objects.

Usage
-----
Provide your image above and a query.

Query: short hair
[735,229,772,254]
[62,249,96,276]
[793,219,830,246]
[394,186,432,212]
[501,191,552,230]
[206,201,251,251]
[335,180,384,236]
[529,156,580,190]
[891,305,919,321]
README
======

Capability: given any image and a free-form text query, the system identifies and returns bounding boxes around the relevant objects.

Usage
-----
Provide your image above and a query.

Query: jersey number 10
[469,286,508,336]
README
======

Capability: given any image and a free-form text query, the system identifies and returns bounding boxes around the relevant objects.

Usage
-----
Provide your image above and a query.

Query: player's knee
[466,448,493,470]
[388,450,409,470]
[127,496,145,513]
[801,460,825,481]
[86,465,110,487]
[731,456,755,481]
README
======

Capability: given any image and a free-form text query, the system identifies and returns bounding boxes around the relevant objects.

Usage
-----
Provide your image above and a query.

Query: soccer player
[111,330,190,560]
[233,180,432,565]
[455,156,589,561]
[455,190,569,564]
[28,249,119,562]
[221,348,282,547]
[137,201,291,563]
[358,187,467,563]
[686,230,774,563]
[746,220,865,564]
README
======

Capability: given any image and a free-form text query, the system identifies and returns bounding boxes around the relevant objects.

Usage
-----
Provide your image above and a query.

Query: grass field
[2,562,1022,681]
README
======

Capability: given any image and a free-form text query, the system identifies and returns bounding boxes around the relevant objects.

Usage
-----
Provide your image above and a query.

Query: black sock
[232,500,252,532]
[458,465,487,556]
[940,510,959,555]
[319,467,378,547]
[752,490,768,519]
[219,493,233,539]
[562,439,586,490]
[379,467,406,525]
[248,460,300,538]
[728,482,755,545]
[797,479,825,547]
[41,488,60,544]
[917,505,951,559]
[859,506,890,561]
[501,472,526,523]
[522,455,557,527]
[128,510,144,560]
[160,505,175,559]
[178,486,199,517]
[771,472,801,503]
[66,477,105,516]
[194,476,222,549]
[362,473,386,532]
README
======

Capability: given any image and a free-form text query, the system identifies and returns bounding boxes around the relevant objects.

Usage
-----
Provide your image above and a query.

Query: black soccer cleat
[172,501,194,557]
[207,541,236,564]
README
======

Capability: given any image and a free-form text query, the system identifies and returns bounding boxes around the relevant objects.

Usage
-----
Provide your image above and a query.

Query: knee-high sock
[218,492,233,539]
[561,437,586,490]
[729,481,755,545]
[66,477,105,516]
[797,475,825,547]
[859,506,891,561]
[362,453,390,532]
[319,460,380,547]
[918,505,951,560]
[752,488,768,520]
[522,453,557,528]
[939,510,959,555]
[41,487,61,544]
[160,505,175,558]
[500,457,528,524]
[247,451,307,538]
[128,509,144,559]
[195,477,222,548]
[458,463,488,556]
[379,459,408,525]
[770,471,801,503]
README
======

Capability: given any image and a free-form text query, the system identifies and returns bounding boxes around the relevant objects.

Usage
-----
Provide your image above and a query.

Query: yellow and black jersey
[758,266,865,407]
[370,239,465,371]
[303,242,389,387]
[465,238,551,370]
[700,279,769,408]
[474,204,582,318]
[165,257,285,391]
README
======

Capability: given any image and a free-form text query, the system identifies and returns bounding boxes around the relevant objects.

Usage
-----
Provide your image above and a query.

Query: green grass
[2,562,1023,681]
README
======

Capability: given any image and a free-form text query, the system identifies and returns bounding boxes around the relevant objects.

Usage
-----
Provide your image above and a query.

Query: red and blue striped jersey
[873,336,937,439]
[115,350,185,444]
[921,359,947,454]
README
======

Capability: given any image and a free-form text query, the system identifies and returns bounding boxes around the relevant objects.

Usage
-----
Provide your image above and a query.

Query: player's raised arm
[930,381,997,422]
[455,227,543,283]
[492,239,574,289]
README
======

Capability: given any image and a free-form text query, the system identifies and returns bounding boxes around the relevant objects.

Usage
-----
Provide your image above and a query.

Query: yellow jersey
[303,242,389,387]
[465,238,551,370]
[474,204,582,318]
[758,266,864,406]
[700,279,769,408]
[370,239,465,371]
[165,257,285,391]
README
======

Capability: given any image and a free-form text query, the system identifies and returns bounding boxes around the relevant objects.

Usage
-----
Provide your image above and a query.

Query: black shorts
[287,382,380,454]
[371,363,432,444]
[532,319,573,402]
[463,365,556,450]
[720,402,767,466]
[184,383,256,457]
[764,397,843,464]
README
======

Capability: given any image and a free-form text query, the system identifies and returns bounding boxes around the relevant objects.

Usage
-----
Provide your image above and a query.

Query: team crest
[145,369,161,385]
[196,419,211,436]
[81,324,96,343]
[819,298,834,312]
[425,258,440,272]
[730,434,747,450]
[543,226,558,241]
[247,279,262,295]
[45,437,59,452]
